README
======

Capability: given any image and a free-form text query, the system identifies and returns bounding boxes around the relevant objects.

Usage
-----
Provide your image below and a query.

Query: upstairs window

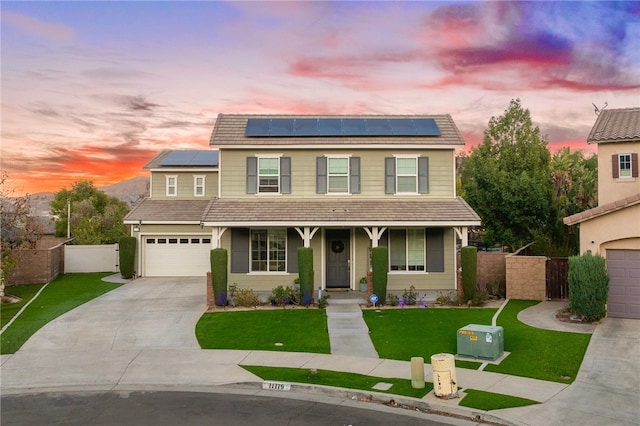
[385,156,429,194]
[246,156,291,194]
[316,156,360,194]
[612,153,638,179]
[194,175,205,196]
[166,175,177,196]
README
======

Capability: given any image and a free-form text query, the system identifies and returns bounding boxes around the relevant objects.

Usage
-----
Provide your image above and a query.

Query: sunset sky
[2,1,639,195]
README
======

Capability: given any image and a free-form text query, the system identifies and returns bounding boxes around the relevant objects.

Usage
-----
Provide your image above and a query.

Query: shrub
[387,293,399,306]
[568,253,609,322]
[371,246,388,305]
[297,247,314,306]
[461,246,478,301]
[118,236,136,279]
[317,293,330,309]
[210,248,228,306]
[401,285,418,305]
[270,285,300,307]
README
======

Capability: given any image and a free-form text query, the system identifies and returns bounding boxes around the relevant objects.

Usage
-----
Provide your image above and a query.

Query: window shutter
[316,156,327,194]
[287,228,301,273]
[632,153,639,178]
[231,228,249,273]
[426,228,444,272]
[418,157,429,194]
[246,157,257,194]
[612,154,619,178]
[281,157,291,194]
[350,157,360,194]
[385,157,395,194]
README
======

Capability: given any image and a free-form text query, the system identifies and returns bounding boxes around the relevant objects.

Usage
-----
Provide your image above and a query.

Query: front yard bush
[371,246,388,305]
[461,246,477,301]
[297,247,314,305]
[118,236,136,279]
[568,252,609,322]
[210,248,228,306]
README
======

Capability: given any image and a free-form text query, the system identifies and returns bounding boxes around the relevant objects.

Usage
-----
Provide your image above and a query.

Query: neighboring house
[564,107,640,319]
[125,115,480,298]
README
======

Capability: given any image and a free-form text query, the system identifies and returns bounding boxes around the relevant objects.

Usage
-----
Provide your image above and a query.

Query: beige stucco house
[564,107,640,319]
[125,114,480,297]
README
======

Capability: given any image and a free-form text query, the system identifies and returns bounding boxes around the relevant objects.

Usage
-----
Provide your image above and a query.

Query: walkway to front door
[325,229,350,289]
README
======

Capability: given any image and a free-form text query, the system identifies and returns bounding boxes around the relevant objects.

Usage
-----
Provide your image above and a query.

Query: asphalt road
[1,391,479,426]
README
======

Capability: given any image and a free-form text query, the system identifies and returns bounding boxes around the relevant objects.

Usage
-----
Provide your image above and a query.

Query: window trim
[395,155,419,194]
[193,175,205,197]
[327,156,351,194]
[166,175,177,197]
[389,228,425,272]
[619,154,632,178]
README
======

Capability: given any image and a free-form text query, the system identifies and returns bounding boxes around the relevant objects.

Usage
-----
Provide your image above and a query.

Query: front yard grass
[196,309,331,353]
[242,365,433,399]
[0,273,122,354]
[459,389,539,411]
[1,284,45,328]
[484,299,591,383]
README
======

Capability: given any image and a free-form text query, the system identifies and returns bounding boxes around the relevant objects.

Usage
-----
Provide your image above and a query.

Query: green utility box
[457,324,504,360]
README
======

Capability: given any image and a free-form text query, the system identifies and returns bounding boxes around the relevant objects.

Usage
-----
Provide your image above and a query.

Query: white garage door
[607,249,640,319]
[144,236,211,277]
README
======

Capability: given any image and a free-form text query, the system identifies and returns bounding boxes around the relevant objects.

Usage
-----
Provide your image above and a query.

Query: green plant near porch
[371,246,388,304]
[297,247,313,306]
[568,252,609,322]
[210,248,228,306]
[118,236,136,279]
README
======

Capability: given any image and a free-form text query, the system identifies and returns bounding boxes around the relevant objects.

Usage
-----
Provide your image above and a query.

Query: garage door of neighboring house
[607,249,640,319]
[144,236,211,277]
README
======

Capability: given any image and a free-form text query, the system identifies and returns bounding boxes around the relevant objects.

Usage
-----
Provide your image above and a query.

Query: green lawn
[484,299,591,383]
[1,284,45,328]
[196,309,331,353]
[363,307,497,365]
[242,365,432,399]
[0,273,122,354]
[459,389,539,411]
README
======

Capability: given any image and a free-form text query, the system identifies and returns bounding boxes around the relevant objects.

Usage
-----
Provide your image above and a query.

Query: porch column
[363,226,387,247]
[295,226,320,247]
[454,227,468,247]
[210,227,227,249]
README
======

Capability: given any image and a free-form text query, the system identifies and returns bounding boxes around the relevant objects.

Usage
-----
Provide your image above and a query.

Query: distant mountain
[100,176,149,204]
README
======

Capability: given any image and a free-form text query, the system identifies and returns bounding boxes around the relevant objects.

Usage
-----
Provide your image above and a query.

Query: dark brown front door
[326,229,350,289]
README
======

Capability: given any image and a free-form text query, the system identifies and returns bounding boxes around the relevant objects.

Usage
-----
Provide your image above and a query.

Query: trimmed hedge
[568,252,609,322]
[118,236,136,279]
[297,247,314,306]
[371,246,388,305]
[461,246,477,301]
[210,248,228,307]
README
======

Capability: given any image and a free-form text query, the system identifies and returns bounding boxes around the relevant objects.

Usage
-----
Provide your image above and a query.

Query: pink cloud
[2,11,74,42]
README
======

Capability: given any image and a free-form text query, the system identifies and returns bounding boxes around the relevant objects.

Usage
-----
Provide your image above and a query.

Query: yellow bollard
[410,357,425,389]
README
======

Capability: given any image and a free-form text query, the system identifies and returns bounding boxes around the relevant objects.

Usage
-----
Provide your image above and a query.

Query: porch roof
[124,199,211,224]
[201,197,480,227]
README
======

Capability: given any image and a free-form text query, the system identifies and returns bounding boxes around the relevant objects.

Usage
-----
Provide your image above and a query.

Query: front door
[326,229,350,289]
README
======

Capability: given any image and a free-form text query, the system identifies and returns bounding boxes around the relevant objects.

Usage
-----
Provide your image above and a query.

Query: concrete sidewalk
[2,278,638,426]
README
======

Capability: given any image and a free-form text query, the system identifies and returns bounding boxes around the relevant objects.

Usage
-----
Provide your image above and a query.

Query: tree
[461,99,553,251]
[1,171,42,298]
[50,180,129,244]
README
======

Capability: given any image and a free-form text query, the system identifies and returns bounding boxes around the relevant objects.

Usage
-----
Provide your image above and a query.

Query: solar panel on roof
[159,150,218,167]
[294,118,319,136]
[245,117,440,137]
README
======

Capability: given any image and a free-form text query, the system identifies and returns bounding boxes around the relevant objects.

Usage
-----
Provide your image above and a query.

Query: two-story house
[125,114,481,298]
[564,107,640,319]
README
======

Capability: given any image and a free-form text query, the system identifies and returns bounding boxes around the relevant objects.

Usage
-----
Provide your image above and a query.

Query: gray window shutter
[632,153,639,178]
[426,228,444,272]
[281,157,291,194]
[418,157,429,194]
[316,156,327,194]
[287,228,301,273]
[231,228,249,273]
[246,157,257,194]
[350,157,360,194]
[385,157,395,194]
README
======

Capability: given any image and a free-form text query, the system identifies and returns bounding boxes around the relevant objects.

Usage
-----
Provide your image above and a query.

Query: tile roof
[201,197,480,226]
[587,107,640,144]
[209,114,465,147]
[563,193,640,225]
[124,199,211,223]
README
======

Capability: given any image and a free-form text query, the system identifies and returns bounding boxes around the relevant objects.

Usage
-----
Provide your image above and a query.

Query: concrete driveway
[20,277,206,351]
